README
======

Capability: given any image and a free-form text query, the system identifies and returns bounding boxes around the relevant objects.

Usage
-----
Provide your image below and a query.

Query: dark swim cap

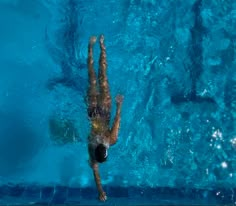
[95,144,108,163]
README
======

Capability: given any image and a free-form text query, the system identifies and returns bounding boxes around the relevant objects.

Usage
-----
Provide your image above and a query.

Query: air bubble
[221,162,228,169]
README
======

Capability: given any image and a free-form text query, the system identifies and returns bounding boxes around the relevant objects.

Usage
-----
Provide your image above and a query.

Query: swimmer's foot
[89,36,97,46]
[99,34,104,44]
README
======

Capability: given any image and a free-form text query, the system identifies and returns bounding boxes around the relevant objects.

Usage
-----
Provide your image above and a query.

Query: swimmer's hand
[116,94,124,105]
[99,191,107,201]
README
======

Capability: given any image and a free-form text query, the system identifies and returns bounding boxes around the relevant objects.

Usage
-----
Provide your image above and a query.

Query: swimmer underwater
[86,35,123,201]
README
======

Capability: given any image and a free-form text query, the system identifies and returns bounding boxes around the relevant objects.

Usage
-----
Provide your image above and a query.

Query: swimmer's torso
[91,117,110,135]
[88,116,110,161]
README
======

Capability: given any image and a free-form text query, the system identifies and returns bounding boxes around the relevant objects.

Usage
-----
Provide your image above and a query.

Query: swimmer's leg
[87,36,98,111]
[98,35,111,117]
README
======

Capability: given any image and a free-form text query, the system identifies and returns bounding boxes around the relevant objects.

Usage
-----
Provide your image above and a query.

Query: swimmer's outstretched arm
[110,95,123,145]
[90,161,107,201]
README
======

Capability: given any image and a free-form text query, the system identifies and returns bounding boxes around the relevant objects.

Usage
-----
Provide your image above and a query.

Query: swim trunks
[87,106,110,120]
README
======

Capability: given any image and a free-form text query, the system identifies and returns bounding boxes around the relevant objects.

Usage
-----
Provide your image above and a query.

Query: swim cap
[95,144,108,163]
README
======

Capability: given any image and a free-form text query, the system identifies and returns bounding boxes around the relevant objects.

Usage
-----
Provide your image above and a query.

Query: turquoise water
[0,0,235,204]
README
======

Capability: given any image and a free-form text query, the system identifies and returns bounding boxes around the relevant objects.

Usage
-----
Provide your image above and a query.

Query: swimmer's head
[95,144,108,163]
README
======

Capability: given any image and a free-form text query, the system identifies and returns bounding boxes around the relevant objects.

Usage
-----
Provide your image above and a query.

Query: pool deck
[0,185,235,205]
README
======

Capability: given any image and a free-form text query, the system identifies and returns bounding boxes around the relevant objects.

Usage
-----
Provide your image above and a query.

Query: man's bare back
[86,35,123,201]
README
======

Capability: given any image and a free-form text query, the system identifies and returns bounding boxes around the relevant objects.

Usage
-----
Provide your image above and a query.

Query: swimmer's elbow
[109,134,118,145]
[110,121,120,145]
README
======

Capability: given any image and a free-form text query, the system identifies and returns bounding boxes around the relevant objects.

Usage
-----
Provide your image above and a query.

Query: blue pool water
[0,0,235,205]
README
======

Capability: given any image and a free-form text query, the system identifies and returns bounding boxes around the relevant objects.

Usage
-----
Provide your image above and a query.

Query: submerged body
[86,35,123,201]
